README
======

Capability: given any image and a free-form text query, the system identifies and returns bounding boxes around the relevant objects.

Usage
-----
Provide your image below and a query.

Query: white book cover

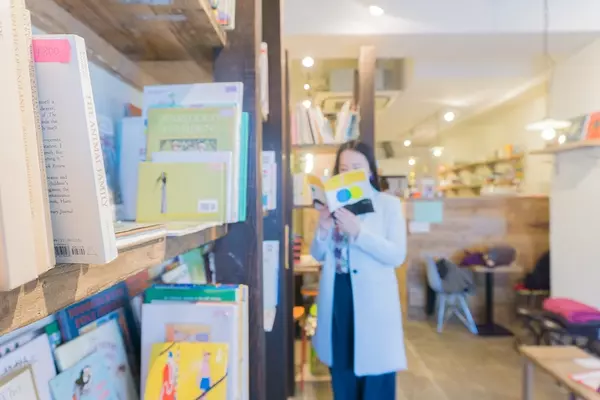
[0,367,40,400]
[33,34,118,264]
[142,83,243,221]
[119,117,146,221]
[141,302,243,400]
[0,7,40,290]
[259,42,269,120]
[53,319,138,400]
[0,334,56,400]
[262,151,277,211]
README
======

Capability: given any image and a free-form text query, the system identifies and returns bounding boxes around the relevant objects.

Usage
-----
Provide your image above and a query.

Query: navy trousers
[330,273,396,400]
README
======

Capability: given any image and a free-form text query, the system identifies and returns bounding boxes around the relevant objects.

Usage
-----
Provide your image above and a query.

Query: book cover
[144,284,246,304]
[306,169,375,215]
[0,6,42,290]
[0,329,38,360]
[177,248,208,284]
[0,334,56,400]
[238,112,249,222]
[53,319,137,400]
[49,352,118,400]
[144,342,228,400]
[0,366,40,400]
[33,34,117,264]
[118,117,146,221]
[141,302,243,400]
[97,114,119,220]
[136,162,227,223]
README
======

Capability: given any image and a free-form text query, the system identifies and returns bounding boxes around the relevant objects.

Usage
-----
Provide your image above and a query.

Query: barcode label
[54,245,69,257]
[197,200,218,213]
[71,246,86,256]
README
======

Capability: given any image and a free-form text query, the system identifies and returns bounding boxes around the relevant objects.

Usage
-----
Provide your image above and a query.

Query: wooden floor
[294,320,568,399]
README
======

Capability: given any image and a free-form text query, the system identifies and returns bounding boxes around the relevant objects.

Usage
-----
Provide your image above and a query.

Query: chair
[425,257,478,334]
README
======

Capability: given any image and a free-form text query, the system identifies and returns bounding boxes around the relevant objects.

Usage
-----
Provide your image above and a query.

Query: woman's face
[338,149,370,175]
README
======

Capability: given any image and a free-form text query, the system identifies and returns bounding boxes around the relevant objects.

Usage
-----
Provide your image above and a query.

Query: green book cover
[178,248,208,284]
[144,284,245,303]
[238,112,249,221]
[146,106,238,160]
[136,162,227,222]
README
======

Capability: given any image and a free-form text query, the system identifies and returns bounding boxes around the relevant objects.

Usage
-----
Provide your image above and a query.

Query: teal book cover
[239,112,249,222]
[49,352,119,400]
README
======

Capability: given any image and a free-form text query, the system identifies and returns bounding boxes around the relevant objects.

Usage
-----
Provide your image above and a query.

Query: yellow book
[306,169,375,215]
[136,162,227,223]
[145,342,228,400]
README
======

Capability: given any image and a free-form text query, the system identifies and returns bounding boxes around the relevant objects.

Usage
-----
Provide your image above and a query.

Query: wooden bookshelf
[292,143,340,154]
[529,140,600,155]
[0,224,227,336]
[439,154,523,175]
[26,0,226,88]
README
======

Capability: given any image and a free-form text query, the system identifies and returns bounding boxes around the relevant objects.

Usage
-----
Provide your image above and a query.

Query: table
[472,264,523,337]
[520,346,600,400]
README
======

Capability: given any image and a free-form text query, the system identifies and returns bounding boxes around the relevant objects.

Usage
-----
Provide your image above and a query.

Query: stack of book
[1,0,118,291]
[291,100,360,146]
[127,83,248,225]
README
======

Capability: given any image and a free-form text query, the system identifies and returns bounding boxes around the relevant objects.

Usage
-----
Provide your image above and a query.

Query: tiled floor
[294,320,567,399]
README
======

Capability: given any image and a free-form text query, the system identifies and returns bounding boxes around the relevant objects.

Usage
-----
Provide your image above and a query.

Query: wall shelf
[0,223,227,336]
[439,154,523,175]
[529,140,600,155]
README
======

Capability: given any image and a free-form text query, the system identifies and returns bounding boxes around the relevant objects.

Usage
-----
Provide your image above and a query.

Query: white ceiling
[283,0,600,144]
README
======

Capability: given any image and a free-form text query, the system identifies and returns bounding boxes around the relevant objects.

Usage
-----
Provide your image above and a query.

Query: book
[118,117,146,221]
[177,248,208,284]
[144,342,228,400]
[49,352,118,400]
[97,114,119,220]
[33,34,117,264]
[306,169,375,215]
[570,370,600,393]
[53,319,137,400]
[144,284,247,304]
[136,161,228,223]
[0,366,40,400]
[0,328,38,359]
[141,301,244,400]
[0,4,45,290]
[0,334,56,400]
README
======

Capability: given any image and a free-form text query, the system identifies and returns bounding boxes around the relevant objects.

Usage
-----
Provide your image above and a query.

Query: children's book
[306,169,375,215]
[118,117,146,221]
[177,249,208,284]
[136,161,228,223]
[53,319,137,400]
[0,334,56,400]
[49,352,118,400]
[144,284,246,304]
[144,342,228,400]
[0,366,40,400]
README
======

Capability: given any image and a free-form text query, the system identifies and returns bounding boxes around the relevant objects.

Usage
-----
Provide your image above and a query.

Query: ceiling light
[541,127,557,141]
[443,111,455,122]
[302,57,314,68]
[408,157,416,166]
[526,118,571,131]
[369,5,384,16]
[403,139,412,147]
[303,83,310,91]
[431,147,444,157]
[302,100,312,109]
[558,134,566,145]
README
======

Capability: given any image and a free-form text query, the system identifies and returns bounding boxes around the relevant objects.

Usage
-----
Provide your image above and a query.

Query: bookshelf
[438,154,524,175]
[26,0,226,88]
[529,139,600,154]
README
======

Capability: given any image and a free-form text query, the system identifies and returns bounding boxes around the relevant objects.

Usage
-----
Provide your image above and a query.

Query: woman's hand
[316,204,333,239]
[334,208,361,239]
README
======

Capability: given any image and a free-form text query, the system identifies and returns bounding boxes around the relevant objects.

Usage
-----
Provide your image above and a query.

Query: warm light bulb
[432,147,443,157]
[443,111,455,122]
[302,57,315,68]
[408,157,416,166]
[403,139,412,147]
[541,127,557,141]
[369,5,384,16]
[303,83,310,91]
[302,100,312,109]
[558,134,566,144]
[304,153,314,174]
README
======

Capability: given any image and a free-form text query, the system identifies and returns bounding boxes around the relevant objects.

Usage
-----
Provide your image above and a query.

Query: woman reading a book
[311,141,407,400]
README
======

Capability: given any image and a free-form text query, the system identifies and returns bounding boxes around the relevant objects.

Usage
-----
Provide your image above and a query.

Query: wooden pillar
[262,0,292,398]
[358,46,376,154]
[212,0,266,399]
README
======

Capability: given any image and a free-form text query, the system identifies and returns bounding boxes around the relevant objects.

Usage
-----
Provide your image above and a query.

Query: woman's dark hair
[333,140,381,191]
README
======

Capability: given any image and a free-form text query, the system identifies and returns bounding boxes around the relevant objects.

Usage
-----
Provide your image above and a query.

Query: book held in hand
[307,169,375,215]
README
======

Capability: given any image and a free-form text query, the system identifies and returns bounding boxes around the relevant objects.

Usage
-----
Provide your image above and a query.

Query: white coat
[310,191,407,376]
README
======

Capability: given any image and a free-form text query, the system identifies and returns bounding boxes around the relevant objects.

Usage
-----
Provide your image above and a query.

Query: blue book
[49,352,119,400]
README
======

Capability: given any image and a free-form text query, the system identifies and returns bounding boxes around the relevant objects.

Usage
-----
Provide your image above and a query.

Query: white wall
[438,86,553,194]
[548,39,600,308]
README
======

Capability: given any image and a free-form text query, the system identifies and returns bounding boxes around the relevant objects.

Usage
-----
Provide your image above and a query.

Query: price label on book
[32,39,71,64]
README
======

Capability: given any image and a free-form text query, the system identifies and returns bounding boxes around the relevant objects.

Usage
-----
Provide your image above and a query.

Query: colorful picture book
[0,366,40,400]
[144,342,228,400]
[53,319,137,400]
[306,169,375,215]
[49,352,118,400]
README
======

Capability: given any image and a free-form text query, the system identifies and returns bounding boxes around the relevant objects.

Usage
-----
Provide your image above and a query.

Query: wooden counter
[403,196,549,324]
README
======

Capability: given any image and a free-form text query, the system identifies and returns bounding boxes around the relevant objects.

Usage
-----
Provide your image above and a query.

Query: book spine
[0,8,39,290]
[74,36,118,262]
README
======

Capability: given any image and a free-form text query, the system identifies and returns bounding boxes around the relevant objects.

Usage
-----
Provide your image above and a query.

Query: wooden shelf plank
[292,144,340,154]
[439,154,523,175]
[26,0,159,89]
[529,140,600,155]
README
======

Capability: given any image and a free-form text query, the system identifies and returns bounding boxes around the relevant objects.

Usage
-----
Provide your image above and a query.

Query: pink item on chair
[543,298,600,324]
